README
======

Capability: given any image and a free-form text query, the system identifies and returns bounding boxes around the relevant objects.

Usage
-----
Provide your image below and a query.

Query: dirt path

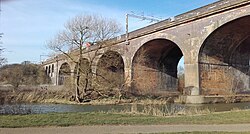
[1,124,250,134]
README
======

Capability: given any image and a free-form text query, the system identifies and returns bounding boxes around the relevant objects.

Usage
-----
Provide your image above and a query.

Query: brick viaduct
[42,0,250,103]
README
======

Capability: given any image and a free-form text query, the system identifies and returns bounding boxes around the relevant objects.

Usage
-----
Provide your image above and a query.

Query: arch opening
[58,62,71,85]
[132,39,183,95]
[96,51,125,90]
[199,15,250,95]
[177,56,185,94]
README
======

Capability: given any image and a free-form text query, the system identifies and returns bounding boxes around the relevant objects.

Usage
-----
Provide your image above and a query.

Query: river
[1,102,250,115]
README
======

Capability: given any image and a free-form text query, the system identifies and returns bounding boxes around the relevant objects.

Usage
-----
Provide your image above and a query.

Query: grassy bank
[1,110,250,128]
[0,86,174,105]
[0,86,77,105]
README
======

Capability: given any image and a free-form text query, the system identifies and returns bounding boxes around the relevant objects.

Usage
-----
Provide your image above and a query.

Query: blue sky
[1,0,218,64]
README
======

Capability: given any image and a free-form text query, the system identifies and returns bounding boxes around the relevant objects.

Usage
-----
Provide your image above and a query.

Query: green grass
[1,110,250,128]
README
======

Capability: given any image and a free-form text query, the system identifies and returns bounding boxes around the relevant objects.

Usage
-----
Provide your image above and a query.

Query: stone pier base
[179,96,205,104]
[178,95,249,104]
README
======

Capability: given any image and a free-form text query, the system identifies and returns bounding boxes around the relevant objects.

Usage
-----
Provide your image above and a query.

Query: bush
[0,63,51,89]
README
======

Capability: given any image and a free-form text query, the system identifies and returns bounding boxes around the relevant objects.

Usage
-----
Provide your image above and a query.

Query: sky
[0,0,218,64]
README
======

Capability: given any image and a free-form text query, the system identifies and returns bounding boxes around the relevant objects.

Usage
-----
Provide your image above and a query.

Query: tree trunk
[75,63,81,103]
[75,43,84,103]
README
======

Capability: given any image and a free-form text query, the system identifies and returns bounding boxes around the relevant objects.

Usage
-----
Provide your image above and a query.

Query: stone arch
[96,50,125,90]
[58,62,71,85]
[198,15,250,95]
[131,33,183,60]
[132,38,184,95]
[200,10,250,50]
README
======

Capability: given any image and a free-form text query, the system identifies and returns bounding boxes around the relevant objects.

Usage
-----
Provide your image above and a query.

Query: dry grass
[105,103,213,117]
[0,85,74,104]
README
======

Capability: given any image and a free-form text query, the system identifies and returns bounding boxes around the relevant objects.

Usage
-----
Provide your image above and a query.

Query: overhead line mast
[125,13,161,45]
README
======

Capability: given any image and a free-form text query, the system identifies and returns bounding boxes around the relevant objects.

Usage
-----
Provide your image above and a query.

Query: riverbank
[2,86,250,106]
[1,110,250,128]
[0,86,74,104]
[0,85,178,105]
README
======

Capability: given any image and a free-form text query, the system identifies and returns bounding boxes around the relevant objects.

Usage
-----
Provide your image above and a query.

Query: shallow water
[0,102,250,115]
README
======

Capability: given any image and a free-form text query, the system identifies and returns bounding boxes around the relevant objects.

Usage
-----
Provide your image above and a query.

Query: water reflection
[0,102,250,115]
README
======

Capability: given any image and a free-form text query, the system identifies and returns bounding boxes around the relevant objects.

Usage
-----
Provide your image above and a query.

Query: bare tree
[47,14,122,102]
[0,46,6,66]
[177,66,185,94]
